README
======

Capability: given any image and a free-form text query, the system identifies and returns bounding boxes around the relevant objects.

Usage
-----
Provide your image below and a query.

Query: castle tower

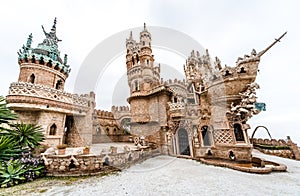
[126,23,160,94]
[17,18,70,90]
[7,18,94,147]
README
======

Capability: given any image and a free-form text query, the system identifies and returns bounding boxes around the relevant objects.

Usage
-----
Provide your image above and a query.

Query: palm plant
[0,96,16,126]
[9,123,45,149]
[0,137,22,162]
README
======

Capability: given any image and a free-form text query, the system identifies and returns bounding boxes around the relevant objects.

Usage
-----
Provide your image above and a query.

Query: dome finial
[51,17,57,33]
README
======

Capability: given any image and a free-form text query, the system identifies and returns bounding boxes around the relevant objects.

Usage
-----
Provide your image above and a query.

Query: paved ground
[41,150,300,196]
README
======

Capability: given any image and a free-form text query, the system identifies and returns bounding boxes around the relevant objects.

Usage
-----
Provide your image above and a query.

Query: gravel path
[40,150,300,196]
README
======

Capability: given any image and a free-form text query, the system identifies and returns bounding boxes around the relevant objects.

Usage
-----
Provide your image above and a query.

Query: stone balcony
[168,102,185,118]
[6,82,90,115]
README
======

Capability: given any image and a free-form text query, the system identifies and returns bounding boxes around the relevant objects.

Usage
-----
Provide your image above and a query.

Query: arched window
[134,80,139,91]
[121,118,131,134]
[225,70,231,76]
[106,128,109,134]
[240,67,246,73]
[201,126,211,146]
[55,80,63,90]
[174,97,178,103]
[95,127,101,135]
[234,123,245,142]
[29,74,35,84]
[146,59,149,65]
[143,41,145,46]
[49,124,57,135]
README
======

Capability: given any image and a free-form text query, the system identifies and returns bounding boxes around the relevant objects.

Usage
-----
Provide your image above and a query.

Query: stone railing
[168,102,185,111]
[251,138,289,147]
[42,147,160,176]
[8,82,89,108]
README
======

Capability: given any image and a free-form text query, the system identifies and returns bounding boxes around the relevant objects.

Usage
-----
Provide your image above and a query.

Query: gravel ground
[2,150,300,196]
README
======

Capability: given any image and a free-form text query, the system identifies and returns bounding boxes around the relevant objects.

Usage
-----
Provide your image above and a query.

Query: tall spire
[51,17,57,34]
[144,22,147,31]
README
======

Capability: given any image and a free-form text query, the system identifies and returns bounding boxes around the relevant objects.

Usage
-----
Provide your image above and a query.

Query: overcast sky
[1,0,299,143]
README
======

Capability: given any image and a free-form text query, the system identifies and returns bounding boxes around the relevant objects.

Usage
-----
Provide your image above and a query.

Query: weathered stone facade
[42,147,159,176]
[7,19,102,147]
[119,25,287,162]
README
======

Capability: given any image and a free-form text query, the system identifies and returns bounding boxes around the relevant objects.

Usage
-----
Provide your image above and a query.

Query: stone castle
[6,19,286,162]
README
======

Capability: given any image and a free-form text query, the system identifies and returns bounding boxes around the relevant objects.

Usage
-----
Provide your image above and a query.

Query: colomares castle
[7,18,295,164]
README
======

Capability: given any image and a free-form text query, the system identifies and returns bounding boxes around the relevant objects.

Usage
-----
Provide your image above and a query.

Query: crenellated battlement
[111,105,130,112]
[162,78,186,87]
[95,109,114,119]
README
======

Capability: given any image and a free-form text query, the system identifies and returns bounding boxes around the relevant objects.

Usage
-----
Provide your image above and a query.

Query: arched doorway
[201,125,212,146]
[177,128,190,156]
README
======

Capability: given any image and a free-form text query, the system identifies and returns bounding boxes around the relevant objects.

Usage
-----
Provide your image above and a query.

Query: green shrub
[9,123,45,149]
[0,159,27,187]
[254,144,290,150]
[0,96,17,126]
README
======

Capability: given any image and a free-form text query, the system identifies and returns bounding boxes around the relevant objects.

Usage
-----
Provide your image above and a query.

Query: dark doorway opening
[178,128,190,156]
[234,123,245,142]
[201,126,211,146]
[64,115,75,145]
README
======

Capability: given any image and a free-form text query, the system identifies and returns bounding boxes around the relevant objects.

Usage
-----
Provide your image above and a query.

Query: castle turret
[126,23,160,94]
[16,18,70,91]
[6,18,94,147]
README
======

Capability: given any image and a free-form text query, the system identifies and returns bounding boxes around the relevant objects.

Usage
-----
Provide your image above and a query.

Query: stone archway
[251,126,272,141]
[177,128,190,156]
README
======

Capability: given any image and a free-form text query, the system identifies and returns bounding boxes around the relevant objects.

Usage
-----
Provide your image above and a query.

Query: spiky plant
[9,123,45,149]
[0,96,16,126]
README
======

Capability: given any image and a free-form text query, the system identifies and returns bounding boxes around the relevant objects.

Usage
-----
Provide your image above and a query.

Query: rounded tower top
[16,18,70,90]
[17,18,70,77]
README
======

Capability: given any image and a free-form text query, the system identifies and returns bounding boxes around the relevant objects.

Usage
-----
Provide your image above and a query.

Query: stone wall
[42,148,160,176]
[14,110,66,147]
[196,145,252,162]
[251,138,300,160]
[18,63,67,90]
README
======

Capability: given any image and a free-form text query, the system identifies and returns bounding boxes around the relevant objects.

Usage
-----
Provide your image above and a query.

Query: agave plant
[0,160,27,187]
[9,123,45,149]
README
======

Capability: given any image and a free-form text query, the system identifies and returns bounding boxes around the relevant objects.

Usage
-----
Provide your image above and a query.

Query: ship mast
[258,31,287,57]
